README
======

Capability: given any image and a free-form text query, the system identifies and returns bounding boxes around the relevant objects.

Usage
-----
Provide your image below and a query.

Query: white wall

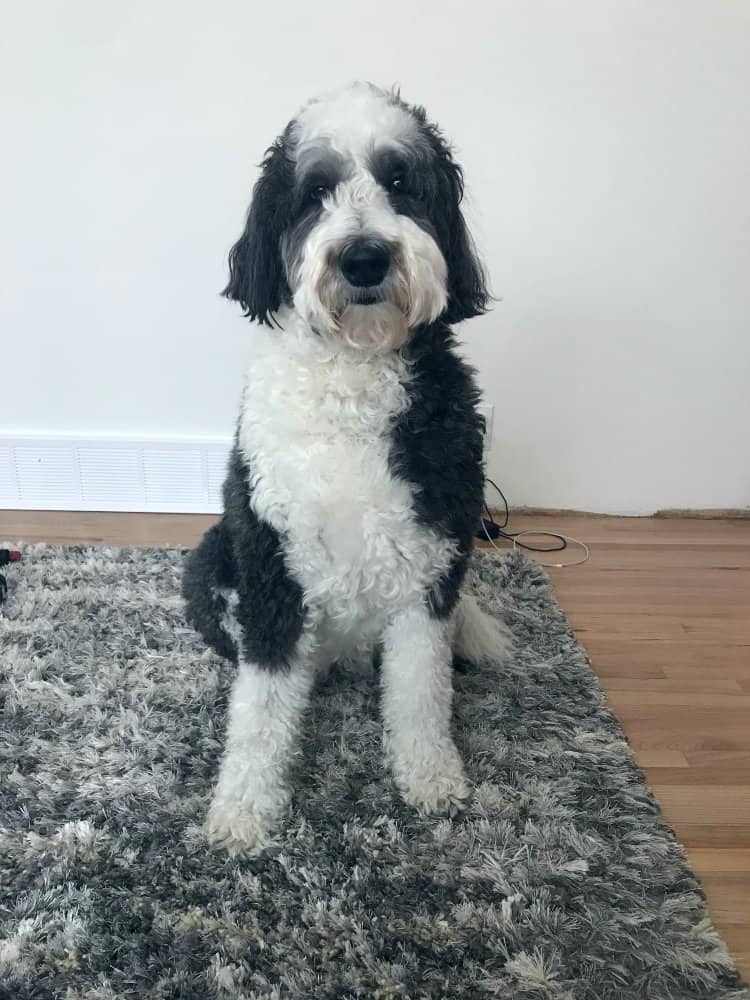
[2,0,749,514]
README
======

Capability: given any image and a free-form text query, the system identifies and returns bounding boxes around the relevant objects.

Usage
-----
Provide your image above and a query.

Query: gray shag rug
[1,545,747,1000]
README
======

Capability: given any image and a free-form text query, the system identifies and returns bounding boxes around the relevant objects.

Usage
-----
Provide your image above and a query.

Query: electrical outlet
[478,404,494,450]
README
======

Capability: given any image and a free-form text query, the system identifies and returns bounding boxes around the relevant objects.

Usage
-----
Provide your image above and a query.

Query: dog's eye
[389,174,405,192]
[308,184,329,202]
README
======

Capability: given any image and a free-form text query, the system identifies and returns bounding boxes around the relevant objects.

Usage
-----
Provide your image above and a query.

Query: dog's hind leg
[453,593,512,668]
[182,520,239,663]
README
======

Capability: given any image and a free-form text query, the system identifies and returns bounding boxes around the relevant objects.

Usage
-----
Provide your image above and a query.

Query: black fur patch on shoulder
[182,446,305,669]
[389,322,485,618]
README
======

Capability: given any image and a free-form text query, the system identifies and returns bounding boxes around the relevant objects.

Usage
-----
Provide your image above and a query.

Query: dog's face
[224,83,487,349]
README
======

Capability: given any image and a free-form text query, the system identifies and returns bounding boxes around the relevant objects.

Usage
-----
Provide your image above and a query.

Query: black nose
[339,241,391,287]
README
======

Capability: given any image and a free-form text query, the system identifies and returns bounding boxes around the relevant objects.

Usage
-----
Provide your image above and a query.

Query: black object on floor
[0,548,22,606]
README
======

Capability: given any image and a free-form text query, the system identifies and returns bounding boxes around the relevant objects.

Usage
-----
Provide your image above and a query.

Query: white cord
[481,521,590,568]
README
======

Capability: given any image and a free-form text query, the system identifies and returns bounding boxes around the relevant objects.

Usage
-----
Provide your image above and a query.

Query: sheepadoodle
[183,82,509,853]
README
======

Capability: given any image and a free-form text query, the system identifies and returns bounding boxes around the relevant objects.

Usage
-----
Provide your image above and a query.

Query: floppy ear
[435,150,489,324]
[408,101,490,324]
[223,135,293,325]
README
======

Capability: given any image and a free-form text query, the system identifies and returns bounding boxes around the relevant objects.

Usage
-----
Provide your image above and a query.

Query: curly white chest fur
[237,314,458,641]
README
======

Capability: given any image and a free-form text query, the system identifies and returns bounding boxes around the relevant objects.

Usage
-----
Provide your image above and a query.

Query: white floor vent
[0,436,232,513]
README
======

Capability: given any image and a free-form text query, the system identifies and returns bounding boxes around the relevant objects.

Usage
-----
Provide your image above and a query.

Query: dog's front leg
[206,658,314,854]
[380,604,471,812]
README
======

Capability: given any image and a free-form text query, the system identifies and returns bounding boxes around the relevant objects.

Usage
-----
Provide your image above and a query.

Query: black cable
[482,478,568,554]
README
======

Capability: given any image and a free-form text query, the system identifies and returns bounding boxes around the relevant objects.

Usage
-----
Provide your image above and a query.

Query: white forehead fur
[293,83,417,160]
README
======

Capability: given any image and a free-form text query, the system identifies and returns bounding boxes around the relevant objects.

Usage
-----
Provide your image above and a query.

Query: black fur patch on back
[182,446,305,669]
[389,322,485,618]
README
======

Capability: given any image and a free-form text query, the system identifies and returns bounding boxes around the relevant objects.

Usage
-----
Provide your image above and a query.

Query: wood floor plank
[576,640,750,674]
[615,722,749,752]
[2,508,749,978]
[0,510,216,546]
[698,874,750,923]
[634,750,689,768]
[649,787,750,826]
[689,849,750,873]
[685,750,750,768]
[607,692,750,709]
[676,824,750,849]
[641,766,750,786]
[603,677,744,693]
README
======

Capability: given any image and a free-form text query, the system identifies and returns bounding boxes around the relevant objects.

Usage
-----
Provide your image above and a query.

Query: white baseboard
[0,434,232,513]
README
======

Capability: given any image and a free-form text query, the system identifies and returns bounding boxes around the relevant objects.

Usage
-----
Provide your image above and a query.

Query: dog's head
[224,83,488,350]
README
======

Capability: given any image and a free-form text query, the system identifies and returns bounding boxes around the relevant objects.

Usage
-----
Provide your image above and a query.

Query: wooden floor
[1,509,748,977]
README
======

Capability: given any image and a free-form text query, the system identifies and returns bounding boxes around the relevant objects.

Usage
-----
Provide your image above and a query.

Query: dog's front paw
[205,799,277,856]
[396,752,472,815]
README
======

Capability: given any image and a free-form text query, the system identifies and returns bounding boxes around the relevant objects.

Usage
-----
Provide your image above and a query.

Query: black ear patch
[409,104,490,324]
[436,153,490,324]
[223,132,294,325]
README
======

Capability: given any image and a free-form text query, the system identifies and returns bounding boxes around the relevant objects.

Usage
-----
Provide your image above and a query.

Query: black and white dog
[183,83,508,853]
